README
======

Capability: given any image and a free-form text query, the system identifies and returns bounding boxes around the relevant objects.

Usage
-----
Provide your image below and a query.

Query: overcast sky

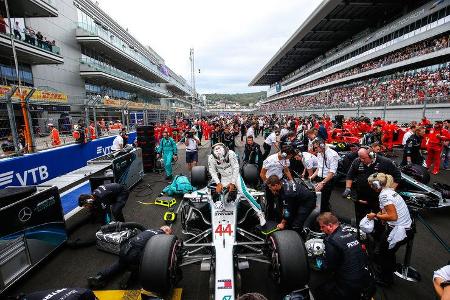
[96,0,321,94]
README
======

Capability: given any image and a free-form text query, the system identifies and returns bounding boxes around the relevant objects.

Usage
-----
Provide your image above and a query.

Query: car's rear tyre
[140,234,179,295]
[191,166,208,188]
[269,230,309,291]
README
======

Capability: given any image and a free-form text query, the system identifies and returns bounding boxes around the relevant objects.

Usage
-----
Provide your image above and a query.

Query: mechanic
[220,126,236,151]
[208,143,266,227]
[260,145,295,221]
[280,131,306,177]
[309,138,339,212]
[426,121,449,175]
[243,135,263,168]
[362,125,382,146]
[343,147,401,224]
[210,125,220,147]
[262,127,280,160]
[433,265,450,299]
[78,183,129,223]
[87,226,173,288]
[306,128,318,151]
[366,173,412,287]
[298,151,318,179]
[156,130,178,180]
[401,126,425,166]
[314,212,371,300]
[265,175,316,233]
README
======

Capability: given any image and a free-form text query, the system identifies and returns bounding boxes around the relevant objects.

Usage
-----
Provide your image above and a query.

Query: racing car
[139,165,311,299]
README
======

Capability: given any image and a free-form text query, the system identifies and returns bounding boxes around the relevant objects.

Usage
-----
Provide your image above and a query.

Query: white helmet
[212,143,229,163]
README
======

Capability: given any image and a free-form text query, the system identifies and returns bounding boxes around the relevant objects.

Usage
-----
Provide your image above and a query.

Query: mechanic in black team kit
[265,175,316,233]
[88,226,173,288]
[315,212,371,300]
[78,183,129,223]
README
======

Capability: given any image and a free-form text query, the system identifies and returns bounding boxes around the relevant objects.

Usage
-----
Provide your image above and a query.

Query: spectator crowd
[270,34,449,103]
[261,63,449,112]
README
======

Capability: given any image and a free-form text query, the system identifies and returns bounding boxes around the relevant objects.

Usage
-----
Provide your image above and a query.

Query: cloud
[96,0,321,93]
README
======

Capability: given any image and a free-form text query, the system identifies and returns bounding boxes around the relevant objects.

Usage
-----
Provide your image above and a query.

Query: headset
[211,143,230,163]
[369,172,385,190]
[312,138,326,150]
[361,146,376,160]
[280,144,295,159]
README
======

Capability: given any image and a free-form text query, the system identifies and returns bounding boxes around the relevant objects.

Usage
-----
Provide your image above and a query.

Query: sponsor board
[0,133,136,189]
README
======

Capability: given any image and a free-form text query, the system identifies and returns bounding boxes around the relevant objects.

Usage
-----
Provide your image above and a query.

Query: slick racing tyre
[242,163,259,187]
[269,230,309,291]
[191,166,208,188]
[140,235,180,295]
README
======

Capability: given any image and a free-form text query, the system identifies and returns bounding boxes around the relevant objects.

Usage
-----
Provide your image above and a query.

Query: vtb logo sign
[0,166,49,187]
[97,145,112,155]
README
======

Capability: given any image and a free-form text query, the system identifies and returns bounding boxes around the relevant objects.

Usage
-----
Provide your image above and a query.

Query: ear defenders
[280,145,295,159]
[312,138,326,150]
[370,173,385,190]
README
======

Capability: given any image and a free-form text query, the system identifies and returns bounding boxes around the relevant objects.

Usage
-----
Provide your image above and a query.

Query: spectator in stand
[0,16,8,34]
[13,21,22,40]
[49,123,61,147]
[36,31,43,48]
[1,135,15,156]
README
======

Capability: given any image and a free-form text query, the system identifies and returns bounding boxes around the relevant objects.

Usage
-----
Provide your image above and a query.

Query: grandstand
[250,0,450,120]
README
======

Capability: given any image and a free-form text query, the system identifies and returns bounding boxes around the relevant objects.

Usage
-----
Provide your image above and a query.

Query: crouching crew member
[343,148,401,224]
[260,145,295,222]
[314,212,371,300]
[366,173,412,287]
[243,135,263,168]
[87,226,173,288]
[78,183,129,223]
[265,175,316,233]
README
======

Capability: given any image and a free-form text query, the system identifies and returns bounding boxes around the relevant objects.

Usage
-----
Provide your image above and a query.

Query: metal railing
[0,28,61,56]
[80,56,170,95]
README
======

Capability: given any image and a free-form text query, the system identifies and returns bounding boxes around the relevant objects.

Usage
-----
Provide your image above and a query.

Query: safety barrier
[0,132,136,189]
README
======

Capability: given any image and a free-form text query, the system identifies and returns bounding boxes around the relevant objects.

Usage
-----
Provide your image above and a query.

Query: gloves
[283,209,290,219]
[257,211,267,226]
[342,188,352,198]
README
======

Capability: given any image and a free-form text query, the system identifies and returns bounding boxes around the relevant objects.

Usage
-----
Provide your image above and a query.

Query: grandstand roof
[249,0,429,86]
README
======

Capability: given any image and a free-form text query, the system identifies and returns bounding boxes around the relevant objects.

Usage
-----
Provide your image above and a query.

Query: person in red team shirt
[419,117,431,127]
[426,121,450,175]
[154,123,162,142]
[382,121,395,151]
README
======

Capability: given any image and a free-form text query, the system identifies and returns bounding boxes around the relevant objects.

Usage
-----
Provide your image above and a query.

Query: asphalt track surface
[7,136,450,300]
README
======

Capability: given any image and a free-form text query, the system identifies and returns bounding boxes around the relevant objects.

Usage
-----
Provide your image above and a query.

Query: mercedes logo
[18,207,32,223]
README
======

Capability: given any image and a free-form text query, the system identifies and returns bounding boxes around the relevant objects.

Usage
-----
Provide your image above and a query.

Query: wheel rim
[269,236,281,284]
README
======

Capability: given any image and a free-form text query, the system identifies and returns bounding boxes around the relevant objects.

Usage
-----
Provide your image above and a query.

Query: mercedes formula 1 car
[139,165,311,300]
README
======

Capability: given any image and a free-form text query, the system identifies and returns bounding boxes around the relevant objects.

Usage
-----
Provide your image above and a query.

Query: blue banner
[0,133,136,189]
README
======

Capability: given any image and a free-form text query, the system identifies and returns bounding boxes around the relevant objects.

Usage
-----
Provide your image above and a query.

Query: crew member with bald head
[343,147,401,222]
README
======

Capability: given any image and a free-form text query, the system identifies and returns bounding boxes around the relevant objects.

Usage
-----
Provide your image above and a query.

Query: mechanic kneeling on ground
[87,226,173,288]
[260,145,295,222]
[314,212,371,300]
[265,175,316,234]
[78,183,129,223]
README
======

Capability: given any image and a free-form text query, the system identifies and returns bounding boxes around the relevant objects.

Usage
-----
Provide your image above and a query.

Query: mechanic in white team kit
[208,143,267,227]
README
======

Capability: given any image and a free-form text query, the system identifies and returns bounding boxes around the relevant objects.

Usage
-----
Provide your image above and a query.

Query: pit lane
[7,136,450,300]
